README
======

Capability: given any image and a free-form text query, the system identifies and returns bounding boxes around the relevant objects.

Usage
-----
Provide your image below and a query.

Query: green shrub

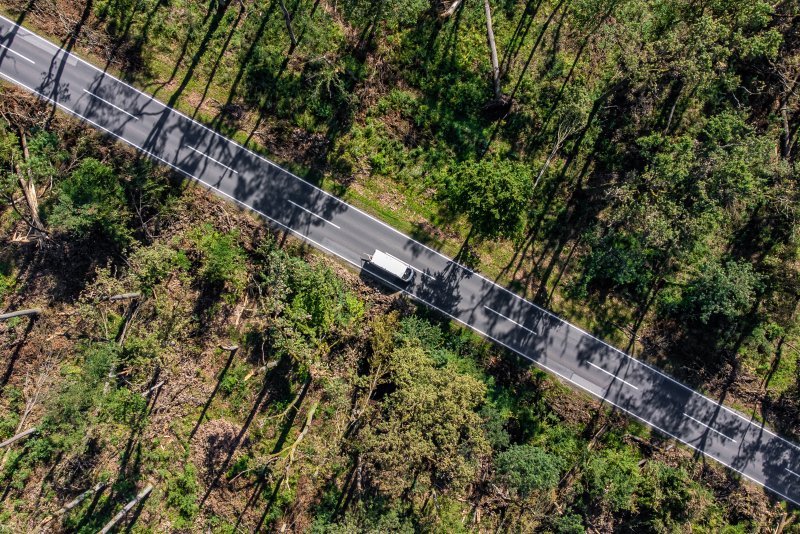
[47,158,132,247]
[166,464,200,528]
[189,224,247,294]
[495,444,563,498]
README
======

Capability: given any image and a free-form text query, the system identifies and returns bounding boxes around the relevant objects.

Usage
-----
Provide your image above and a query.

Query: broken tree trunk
[0,427,38,447]
[0,308,41,321]
[439,0,464,18]
[16,130,46,237]
[98,484,153,534]
[484,0,501,101]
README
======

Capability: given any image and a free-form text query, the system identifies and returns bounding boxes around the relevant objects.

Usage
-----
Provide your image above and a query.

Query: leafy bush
[189,224,247,294]
[581,448,641,513]
[443,159,532,239]
[495,444,563,498]
[679,259,762,325]
[47,158,132,247]
[166,464,200,528]
[128,242,189,296]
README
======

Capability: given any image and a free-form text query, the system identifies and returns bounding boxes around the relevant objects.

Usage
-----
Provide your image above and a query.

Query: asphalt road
[2,13,800,506]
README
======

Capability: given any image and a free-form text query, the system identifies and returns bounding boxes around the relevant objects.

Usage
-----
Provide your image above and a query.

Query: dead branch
[98,484,153,534]
[263,376,311,421]
[284,400,318,466]
[243,360,279,382]
[16,129,47,239]
[533,118,580,190]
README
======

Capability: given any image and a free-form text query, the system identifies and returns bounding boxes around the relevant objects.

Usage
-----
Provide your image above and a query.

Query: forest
[0,0,799,531]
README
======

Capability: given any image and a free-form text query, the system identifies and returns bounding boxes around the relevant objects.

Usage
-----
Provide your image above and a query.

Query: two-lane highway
[2,14,800,506]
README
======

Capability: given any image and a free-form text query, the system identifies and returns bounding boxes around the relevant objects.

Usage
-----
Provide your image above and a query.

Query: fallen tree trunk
[40,481,107,525]
[0,308,41,321]
[141,381,165,398]
[484,0,501,100]
[98,484,153,534]
[0,427,38,447]
[108,292,141,302]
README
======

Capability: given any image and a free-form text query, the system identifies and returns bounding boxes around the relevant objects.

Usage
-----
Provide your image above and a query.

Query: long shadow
[499,0,544,79]
[199,356,292,508]
[0,0,37,67]
[190,348,240,440]
[0,315,36,398]
[42,0,94,125]
[482,0,569,157]
[192,1,246,118]
[531,0,619,148]
[99,0,169,77]
[163,0,232,111]
[212,1,278,130]
[253,472,285,531]
[233,474,268,530]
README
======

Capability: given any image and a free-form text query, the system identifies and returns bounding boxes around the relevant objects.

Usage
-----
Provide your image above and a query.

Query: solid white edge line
[286,199,341,229]
[3,55,800,509]
[0,42,34,64]
[484,305,537,337]
[1,12,789,452]
[185,145,238,174]
[683,412,738,443]
[83,88,139,120]
[587,362,639,390]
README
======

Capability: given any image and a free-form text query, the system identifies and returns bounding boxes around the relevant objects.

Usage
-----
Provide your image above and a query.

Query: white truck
[366,249,415,282]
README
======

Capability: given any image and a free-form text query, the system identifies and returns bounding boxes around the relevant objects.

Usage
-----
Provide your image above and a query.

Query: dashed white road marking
[484,306,537,336]
[83,89,139,120]
[786,468,800,479]
[683,413,737,443]
[587,362,639,390]
[185,145,238,174]
[286,199,340,229]
[0,42,34,64]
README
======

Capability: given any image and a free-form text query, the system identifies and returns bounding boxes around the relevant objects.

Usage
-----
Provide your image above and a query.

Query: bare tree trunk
[40,481,107,526]
[782,107,794,160]
[0,427,38,447]
[141,381,165,398]
[278,0,298,52]
[484,0,501,100]
[108,292,142,302]
[98,484,153,534]
[0,308,41,321]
